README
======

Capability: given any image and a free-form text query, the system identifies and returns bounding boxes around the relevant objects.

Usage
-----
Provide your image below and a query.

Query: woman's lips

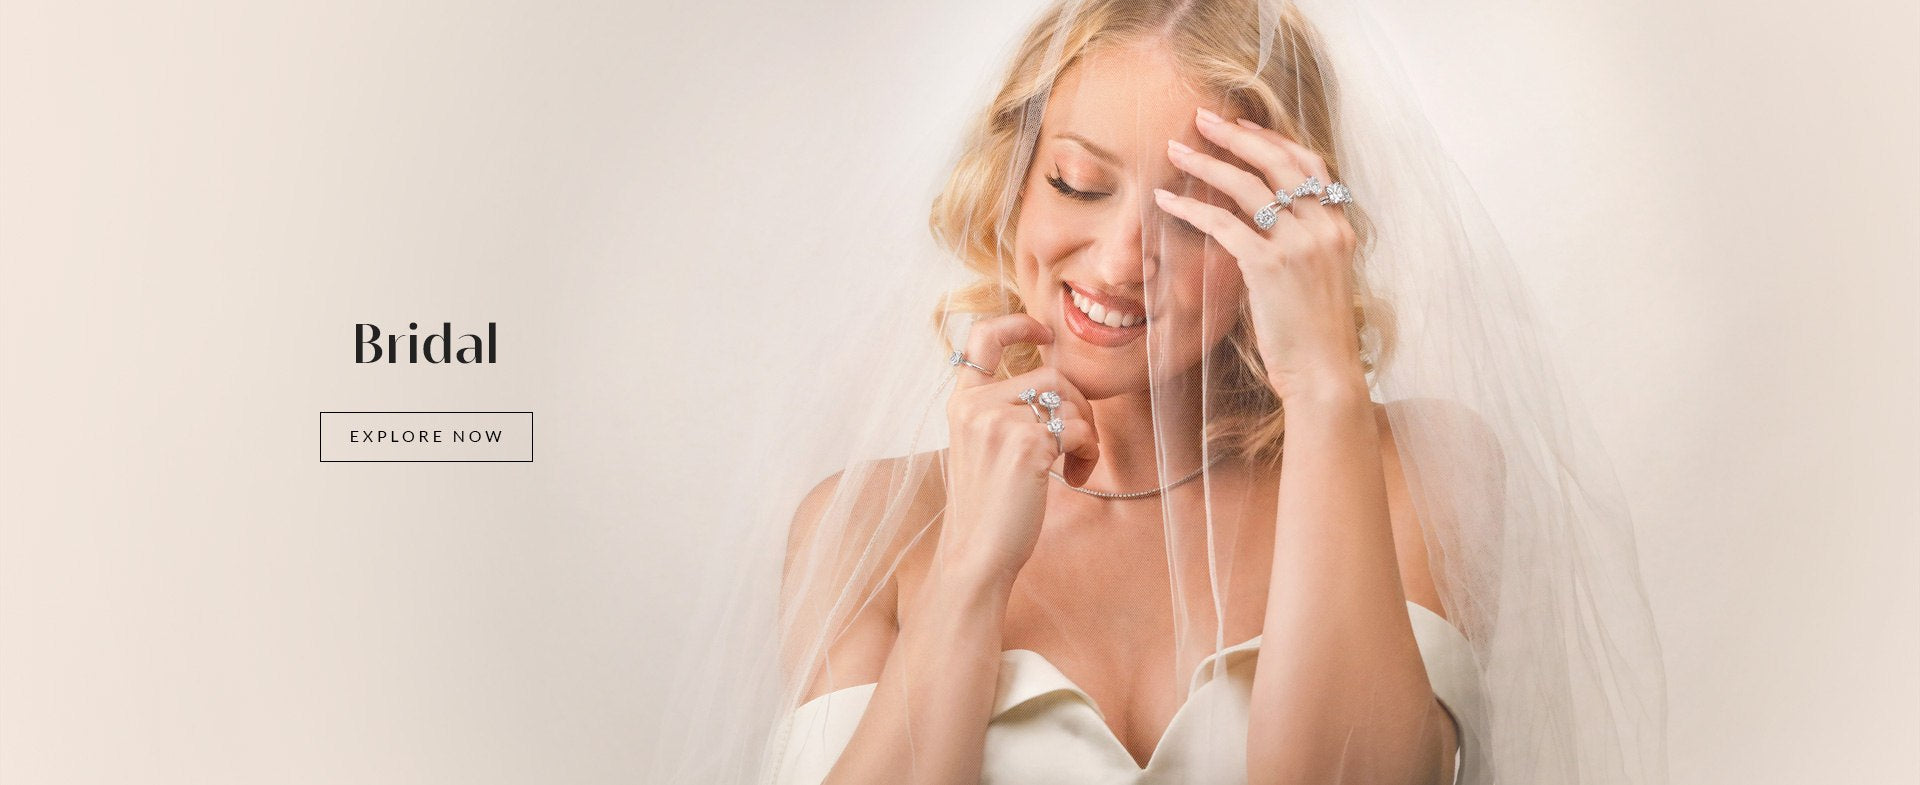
[1060,283,1146,348]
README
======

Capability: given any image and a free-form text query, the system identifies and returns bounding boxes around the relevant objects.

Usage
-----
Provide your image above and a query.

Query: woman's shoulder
[785,450,949,582]
[783,451,948,700]
[789,450,948,537]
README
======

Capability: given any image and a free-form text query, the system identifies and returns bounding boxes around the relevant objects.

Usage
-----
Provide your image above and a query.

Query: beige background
[2,0,1914,783]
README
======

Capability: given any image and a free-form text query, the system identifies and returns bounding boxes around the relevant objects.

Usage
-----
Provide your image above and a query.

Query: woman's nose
[1090,198,1154,283]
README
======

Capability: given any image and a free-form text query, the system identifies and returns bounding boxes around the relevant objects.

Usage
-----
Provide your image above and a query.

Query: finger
[996,368,1099,452]
[1165,138,1275,217]
[1231,117,1333,184]
[956,313,1053,389]
[1193,108,1309,200]
[1231,117,1350,222]
[1151,188,1268,261]
[1052,417,1100,486]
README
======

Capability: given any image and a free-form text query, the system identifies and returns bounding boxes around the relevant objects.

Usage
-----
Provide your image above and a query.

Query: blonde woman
[662,1,1668,783]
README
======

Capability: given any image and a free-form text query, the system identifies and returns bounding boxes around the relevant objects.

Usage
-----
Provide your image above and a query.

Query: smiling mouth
[1060,283,1147,348]
[1064,283,1146,328]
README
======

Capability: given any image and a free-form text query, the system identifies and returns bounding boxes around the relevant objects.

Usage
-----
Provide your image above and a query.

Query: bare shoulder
[786,449,948,572]
[782,449,948,701]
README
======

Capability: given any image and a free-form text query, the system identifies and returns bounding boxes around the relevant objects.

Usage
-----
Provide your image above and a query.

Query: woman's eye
[1046,172,1103,202]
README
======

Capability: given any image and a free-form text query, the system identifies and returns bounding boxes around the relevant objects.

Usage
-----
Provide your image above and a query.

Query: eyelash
[1046,170,1102,202]
[1046,168,1205,237]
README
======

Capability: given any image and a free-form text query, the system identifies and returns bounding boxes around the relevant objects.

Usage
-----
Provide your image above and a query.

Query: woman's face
[1014,42,1248,402]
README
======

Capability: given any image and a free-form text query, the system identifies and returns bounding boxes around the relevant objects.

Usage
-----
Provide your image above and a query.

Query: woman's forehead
[1046,45,1221,160]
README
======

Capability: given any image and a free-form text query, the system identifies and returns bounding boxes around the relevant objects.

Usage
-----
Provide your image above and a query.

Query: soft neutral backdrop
[2,0,1913,783]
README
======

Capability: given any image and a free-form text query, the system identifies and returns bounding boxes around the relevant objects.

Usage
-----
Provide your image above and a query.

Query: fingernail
[1152,187,1174,201]
[1166,138,1194,155]
[1195,107,1223,124]
[1235,117,1263,130]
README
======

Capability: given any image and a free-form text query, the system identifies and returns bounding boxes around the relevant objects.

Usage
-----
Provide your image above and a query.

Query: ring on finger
[948,348,994,377]
[1253,189,1295,230]
[1253,201,1282,231]
[1017,388,1046,422]
[1045,415,1065,454]
[1290,175,1324,199]
[1318,181,1353,206]
[1037,390,1062,412]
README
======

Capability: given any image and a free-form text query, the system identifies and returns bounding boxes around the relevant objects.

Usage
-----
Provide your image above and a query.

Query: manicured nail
[1196,107,1223,124]
[1235,117,1263,130]
[1166,138,1194,155]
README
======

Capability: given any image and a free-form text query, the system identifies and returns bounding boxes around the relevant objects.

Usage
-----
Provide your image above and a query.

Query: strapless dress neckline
[774,601,1487,785]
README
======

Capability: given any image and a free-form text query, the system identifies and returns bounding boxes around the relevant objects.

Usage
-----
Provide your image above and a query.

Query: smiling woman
[651,1,1669,783]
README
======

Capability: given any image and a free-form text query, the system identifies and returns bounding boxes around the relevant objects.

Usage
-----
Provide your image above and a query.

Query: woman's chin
[1047,349,1152,402]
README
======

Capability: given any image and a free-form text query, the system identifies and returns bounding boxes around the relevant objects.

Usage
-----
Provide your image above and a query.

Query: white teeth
[1068,287,1143,329]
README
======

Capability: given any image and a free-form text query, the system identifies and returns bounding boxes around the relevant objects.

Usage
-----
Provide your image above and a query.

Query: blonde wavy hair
[928,0,1396,469]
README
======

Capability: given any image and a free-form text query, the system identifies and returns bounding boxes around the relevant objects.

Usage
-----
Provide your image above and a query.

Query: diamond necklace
[1048,453,1231,500]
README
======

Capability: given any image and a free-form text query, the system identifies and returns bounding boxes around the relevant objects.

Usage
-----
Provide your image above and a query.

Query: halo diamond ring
[1253,201,1282,230]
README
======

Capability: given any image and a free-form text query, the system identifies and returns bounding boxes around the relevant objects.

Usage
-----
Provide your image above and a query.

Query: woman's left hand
[1153,107,1365,403]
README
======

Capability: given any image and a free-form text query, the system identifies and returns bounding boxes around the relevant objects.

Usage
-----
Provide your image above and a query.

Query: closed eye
[1046,169,1104,202]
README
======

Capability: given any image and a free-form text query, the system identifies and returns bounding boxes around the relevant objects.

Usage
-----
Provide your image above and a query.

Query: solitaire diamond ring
[948,348,993,377]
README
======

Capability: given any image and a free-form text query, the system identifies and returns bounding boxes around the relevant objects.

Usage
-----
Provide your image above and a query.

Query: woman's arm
[1246,379,1455,785]
[780,468,1015,785]
[794,318,1097,785]
[815,554,1012,785]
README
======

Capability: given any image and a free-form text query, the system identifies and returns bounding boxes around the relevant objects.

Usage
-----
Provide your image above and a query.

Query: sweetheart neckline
[996,638,1263,771]
[784,601,1476,783]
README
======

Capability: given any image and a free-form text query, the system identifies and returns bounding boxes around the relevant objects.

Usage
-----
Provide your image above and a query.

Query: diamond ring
[1018,388,1047,421]
[1318,181,1353,206]
[1253,201,1281,230]
[1290,175,1324,199]
[1253,189,1295,230]
[1038,390,1064,453]
[948,348,993,377]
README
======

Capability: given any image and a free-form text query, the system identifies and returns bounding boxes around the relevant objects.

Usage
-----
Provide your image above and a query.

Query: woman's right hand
[940,314,1101,586]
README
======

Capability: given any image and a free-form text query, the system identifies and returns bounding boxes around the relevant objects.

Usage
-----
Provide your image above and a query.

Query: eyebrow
[1051,132,1120,165]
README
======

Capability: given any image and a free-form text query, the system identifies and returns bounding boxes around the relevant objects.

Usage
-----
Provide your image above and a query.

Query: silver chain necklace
[1049,453,1231,500]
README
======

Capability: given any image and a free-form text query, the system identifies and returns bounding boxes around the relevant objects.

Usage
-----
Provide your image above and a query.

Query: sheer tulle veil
[650,0,1667,782]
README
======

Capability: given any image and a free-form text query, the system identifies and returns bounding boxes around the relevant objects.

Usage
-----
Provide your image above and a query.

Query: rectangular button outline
[319,411,534,463]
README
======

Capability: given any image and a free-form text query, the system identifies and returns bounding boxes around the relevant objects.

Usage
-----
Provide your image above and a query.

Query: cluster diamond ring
[948,348,993,377]
[1290,175,1324,199]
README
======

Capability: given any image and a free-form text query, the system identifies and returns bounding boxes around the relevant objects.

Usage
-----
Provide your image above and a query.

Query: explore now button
[319,411,534,462]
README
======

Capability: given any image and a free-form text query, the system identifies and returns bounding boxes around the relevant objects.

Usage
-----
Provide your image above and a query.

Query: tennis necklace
[1048,453,1231,500]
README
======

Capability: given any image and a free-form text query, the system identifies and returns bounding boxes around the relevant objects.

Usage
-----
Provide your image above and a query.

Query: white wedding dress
[773,601,1486,785]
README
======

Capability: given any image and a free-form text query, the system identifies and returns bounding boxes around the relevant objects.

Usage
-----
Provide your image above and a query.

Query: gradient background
[3,0,1914,783]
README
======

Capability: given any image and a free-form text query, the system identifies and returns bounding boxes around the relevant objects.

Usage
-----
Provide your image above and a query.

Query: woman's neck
[1080,373,1214,492]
